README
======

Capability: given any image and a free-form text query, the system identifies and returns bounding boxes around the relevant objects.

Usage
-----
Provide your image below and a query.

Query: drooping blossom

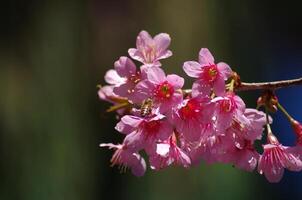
[169,96,215,142]
[183,48,232,96]
[128,30,172,67]
[148,135,191,170]
[258,134,302,183]
[115,113,173,152]
[136,67,184,113]
[100,143,146,177]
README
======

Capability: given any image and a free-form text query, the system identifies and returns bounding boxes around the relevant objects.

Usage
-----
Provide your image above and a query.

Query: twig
[236,77,302,91]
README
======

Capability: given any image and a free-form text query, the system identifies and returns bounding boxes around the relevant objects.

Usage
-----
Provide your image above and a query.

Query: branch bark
[182,77,302,94]
[236,77,302,91]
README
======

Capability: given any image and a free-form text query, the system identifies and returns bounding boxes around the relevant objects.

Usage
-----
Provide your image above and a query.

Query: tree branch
[182,77,302,94]
[236,77,302,91]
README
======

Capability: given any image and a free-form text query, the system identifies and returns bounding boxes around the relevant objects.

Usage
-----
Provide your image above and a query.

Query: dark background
[1,0,302,200]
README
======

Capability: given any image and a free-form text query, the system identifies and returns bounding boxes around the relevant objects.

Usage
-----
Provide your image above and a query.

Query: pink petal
[158,94,182,114]
[99,143,121,149]
[235,150,259,172]
[113,82,133,98]
[192,80,211,97]
[104,69,125,85]
[217,62,233,80]
[183,61,201,78]
[154,33,171,53]
[166,74,184,89]
[115,115,143,134]
[136,30,153,50]
[157,120,173,141]
[156,143,170,156]
[121,115,143,127]
[114,56,137,77]
[198,48,215,66]
[98,85,114,101]
[124,132,144,152]
[284,148,302,171]
[146,67,166,84]
[178,149,191,167]
[128,48,145,63]
[135,80,155,98]
[157,50,173,60]
[130,153,147,177]
[213,75,226,96]
[234,95,246,112]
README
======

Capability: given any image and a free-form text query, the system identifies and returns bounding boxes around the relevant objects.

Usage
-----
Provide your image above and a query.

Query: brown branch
[236,77,302,91]
[182,77,302,94]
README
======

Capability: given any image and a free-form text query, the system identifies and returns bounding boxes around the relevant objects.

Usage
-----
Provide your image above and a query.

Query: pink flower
[170,97,215,142]
[148,135,191,170]
[115,114,173,152]
[212,92,246,133]
[136,67,184,113]
[100,143,146,177]
[112,56,146,103]
[258,134,302,183]
[183,48,232,96]
[128,30,172,67]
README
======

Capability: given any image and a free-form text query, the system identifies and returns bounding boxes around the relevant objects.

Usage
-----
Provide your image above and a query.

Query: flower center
[127,71,141,94]
[203,65,218,83]
[128,71,141,84]
[179,99,200,120]
[154,81,174,100]
[144,45,157,63]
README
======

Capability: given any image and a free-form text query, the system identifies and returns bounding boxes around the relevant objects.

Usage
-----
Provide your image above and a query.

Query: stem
[106,102,130,112]
[228,79,235,92]
[265,109,273,135]
[277,103,293,121]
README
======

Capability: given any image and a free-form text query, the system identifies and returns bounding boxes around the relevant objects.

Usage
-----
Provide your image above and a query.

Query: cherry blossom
[258,134,302,183]
[183,48,232,96]
[128,30,172,67]
[136,67,184,113]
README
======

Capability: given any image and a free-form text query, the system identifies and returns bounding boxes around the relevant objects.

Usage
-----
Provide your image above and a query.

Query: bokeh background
[1,0,302,200]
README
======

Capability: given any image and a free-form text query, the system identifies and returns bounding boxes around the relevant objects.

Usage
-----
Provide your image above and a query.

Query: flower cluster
[98,30,302,183]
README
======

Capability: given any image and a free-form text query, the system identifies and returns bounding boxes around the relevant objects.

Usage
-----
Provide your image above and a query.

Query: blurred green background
[1,0,302,200]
